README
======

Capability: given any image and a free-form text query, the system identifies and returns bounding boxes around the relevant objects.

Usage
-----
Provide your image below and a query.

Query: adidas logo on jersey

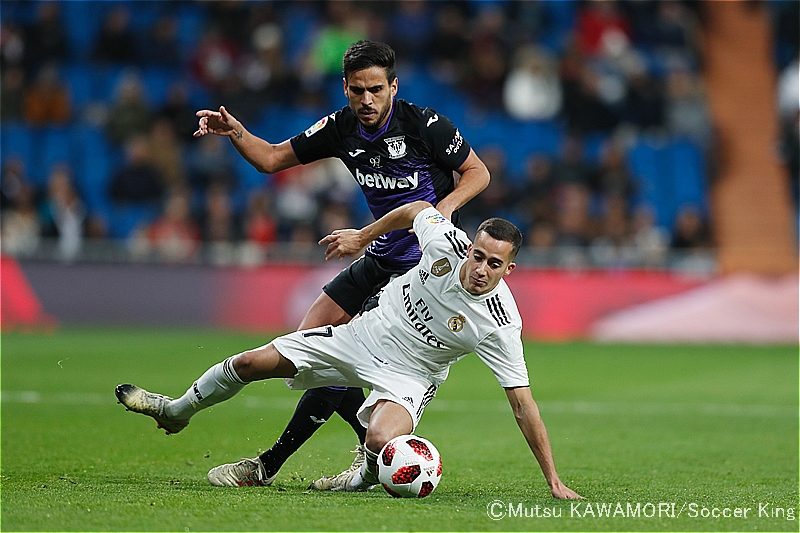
[418,269,430,285]
[403,396,415,406]
[355,169,419,190]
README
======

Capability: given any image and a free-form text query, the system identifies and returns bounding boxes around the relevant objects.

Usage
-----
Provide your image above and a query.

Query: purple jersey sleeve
[289,112,340,164]
[420,108,471,172]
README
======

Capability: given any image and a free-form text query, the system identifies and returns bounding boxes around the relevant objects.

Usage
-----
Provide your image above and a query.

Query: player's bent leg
[256,387,346,481]
[231,343,298,382]
[246,291,356,483]
[115,343,298,435]
[298,292,352,330]
[313,400,413,492]
[114,384,189,435]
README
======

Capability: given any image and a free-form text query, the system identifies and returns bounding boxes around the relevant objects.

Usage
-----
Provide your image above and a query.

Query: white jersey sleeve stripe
[444,230,469,258]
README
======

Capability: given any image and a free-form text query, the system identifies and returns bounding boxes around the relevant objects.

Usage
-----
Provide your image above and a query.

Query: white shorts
[271,325,437,430]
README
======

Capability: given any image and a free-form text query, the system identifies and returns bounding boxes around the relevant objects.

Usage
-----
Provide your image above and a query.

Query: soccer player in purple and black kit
[193,40,490,489]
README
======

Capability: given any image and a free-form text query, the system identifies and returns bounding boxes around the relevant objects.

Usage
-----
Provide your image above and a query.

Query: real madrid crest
[447,315,465,332]
[384,135,407,159]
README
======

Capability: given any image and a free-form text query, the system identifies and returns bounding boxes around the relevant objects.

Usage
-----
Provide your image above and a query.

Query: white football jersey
[349,207,529,388]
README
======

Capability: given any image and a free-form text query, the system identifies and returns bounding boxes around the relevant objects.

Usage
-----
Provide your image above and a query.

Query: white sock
[165,356,245,420]
[348,447,379,490]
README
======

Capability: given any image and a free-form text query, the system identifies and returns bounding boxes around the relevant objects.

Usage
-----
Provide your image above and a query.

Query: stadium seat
[0,123,35,179]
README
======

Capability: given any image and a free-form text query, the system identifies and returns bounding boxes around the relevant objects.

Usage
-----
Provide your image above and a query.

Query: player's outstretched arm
[319,201,433,261]
[193,106,300,174]
[504,386,582,500]
[435,148,490,221]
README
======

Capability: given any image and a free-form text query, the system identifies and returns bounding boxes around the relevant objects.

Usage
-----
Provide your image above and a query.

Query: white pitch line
[1,391,795,418]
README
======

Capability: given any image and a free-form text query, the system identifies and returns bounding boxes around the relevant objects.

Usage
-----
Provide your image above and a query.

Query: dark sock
[258,387,346,477]
[334,387,368,445]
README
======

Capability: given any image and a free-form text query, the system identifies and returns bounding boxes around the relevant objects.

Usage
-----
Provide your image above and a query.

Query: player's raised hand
[193,106,242,138]
[319,229,366,261]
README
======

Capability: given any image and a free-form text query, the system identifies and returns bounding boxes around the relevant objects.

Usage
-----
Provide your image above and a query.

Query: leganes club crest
[384,135,407,159]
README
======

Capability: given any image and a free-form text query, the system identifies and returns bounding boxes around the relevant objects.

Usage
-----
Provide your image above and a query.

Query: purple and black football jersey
[290,99,471,269]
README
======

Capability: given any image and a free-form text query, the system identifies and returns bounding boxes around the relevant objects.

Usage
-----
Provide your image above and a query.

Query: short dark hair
[476,218,523,259]
[343,40,396,84]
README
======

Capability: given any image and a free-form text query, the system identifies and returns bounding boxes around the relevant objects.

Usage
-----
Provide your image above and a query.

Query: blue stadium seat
[0,122,35,179]
[668,138,708,212]
[38,127,76,181]
[71,125,120,215]
[627,140,669,226]
[61,1,105,60]
[107,204,161,239]
[140,67,177,107]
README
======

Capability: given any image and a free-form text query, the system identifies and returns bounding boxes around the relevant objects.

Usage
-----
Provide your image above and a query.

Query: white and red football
[378,434,442,498]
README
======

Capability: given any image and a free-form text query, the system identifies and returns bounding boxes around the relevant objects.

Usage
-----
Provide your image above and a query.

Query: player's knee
[231,350,259,381]
[365,425,402,454]
[232,344,291,381]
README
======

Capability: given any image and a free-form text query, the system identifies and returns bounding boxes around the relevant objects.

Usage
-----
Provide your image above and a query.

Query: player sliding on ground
[193,39,489,490]
[115,201,581,499]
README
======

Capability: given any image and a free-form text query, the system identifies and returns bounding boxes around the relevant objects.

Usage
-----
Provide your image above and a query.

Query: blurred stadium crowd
[1,0,797,269]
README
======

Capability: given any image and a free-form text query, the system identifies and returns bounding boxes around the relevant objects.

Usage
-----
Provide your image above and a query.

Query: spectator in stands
[316,201,353,238]
[427,4,470,83]
[576,0,631,58]
[191,28,241,95]
[1,22,26,70]
[238,188,278,265]
[244,189,277,246]
[592,139,636,205]
[621,68,666,133]
[92,6,140,64]
[628,205,669,267]
[159,83,198,140]
[503,45,562,121]
[307,2,368,78]
[513,153,558,234]
[105,72,153,145]
[41,165,85,262]
[670,204,711,250]
[238,23,300,108]
[665,65,712,149]
[387,0,434,67]
[589,195,630,267]
[148,117,186,191]
[131,187,200,263]
[207,0,253,48]
[24,2,69,70]
[1,168,40,256]
[273,163,322,241]
[23,63,71,126]
[528,220,559,265]
[186,135,238,191]
[201,184,240,265]
[554,182,592,267]
[561,63,620,135]
[553,135,592,187]
[109,135,165,204]
[141,15,182,68]
[1,158,36,211]
[463,7,510,110]
[777,58,799,212]
[1,66,25,122]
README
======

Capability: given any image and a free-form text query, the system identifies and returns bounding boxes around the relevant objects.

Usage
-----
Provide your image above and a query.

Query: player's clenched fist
[193,106,242,139]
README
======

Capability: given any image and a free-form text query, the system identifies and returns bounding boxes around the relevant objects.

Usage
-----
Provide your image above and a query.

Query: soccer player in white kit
[115,201,581,499]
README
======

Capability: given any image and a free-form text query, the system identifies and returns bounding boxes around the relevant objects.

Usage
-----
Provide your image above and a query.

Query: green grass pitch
[1,328,797,531]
